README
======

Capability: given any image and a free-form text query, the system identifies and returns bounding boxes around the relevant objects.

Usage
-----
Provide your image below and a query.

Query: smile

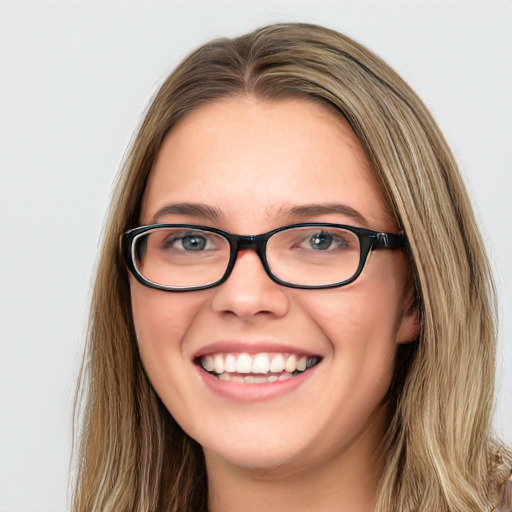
[198,352,320,384]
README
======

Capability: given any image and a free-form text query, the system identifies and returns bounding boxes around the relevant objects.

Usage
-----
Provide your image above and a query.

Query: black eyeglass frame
[122,222,407,292]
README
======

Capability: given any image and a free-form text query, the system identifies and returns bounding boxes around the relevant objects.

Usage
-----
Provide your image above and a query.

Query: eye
[163,231,212,251]
[180,234,207,251]
[306,231,347,251]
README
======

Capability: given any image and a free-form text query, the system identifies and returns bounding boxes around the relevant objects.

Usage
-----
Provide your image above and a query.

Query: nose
[210,249,290,320]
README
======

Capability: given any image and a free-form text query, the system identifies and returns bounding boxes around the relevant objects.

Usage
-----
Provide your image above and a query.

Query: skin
[130,96,419,512]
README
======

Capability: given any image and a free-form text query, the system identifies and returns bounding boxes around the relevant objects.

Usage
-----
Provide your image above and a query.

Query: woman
[72,23,511,512]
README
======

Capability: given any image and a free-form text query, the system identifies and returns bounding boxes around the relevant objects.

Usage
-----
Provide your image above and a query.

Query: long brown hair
[72,23,511,512]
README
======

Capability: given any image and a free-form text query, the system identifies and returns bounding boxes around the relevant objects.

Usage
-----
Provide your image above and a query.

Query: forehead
[141,96,393,231]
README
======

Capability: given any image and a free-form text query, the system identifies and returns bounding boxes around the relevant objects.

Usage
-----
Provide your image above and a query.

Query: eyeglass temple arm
[373,232,408,249]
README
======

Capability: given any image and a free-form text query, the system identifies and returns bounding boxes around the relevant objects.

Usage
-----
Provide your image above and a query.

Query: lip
[192,340,322,402]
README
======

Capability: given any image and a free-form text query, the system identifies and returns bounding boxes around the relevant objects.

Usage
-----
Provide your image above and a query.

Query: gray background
[1,1,510,510]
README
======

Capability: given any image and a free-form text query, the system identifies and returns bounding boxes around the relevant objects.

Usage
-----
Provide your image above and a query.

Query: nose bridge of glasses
[232,234,267,258]
[229,233,270,271]
[235,234,258,249]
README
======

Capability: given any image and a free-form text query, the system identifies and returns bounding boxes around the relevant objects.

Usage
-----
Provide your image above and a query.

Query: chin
[203,442,308,474]
[197,419,325,475]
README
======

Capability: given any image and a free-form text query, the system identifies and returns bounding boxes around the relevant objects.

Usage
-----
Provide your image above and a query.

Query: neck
[204,429,384,512]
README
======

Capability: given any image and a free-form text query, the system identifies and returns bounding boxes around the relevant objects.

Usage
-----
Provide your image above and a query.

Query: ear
[396,301,421,345]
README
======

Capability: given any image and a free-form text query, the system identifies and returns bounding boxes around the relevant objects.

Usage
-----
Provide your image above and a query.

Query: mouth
[196,352,321,384]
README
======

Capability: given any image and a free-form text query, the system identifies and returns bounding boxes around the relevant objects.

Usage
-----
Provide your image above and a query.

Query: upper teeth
[200,352,317,375]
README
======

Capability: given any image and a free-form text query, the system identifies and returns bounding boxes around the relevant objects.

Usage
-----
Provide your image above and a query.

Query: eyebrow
[286,203,369,226]
[151,202,368,226]
[152,203,222,223]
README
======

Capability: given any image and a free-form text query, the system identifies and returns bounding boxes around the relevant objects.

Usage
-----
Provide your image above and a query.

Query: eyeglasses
[122,223,407,291]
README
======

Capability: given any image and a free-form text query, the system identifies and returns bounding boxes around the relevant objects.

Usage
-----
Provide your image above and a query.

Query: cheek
[307,284,404,345]
[300,266,407,383]
[129,280,204,370]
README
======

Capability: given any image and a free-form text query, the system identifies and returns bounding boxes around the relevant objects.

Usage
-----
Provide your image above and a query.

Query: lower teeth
[216,372,296,384]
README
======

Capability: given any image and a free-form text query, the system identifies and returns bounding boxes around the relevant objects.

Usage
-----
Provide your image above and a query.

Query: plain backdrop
[1,1,511,511]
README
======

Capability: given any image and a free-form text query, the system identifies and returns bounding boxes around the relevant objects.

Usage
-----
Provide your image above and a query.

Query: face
[130,96,419,475]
